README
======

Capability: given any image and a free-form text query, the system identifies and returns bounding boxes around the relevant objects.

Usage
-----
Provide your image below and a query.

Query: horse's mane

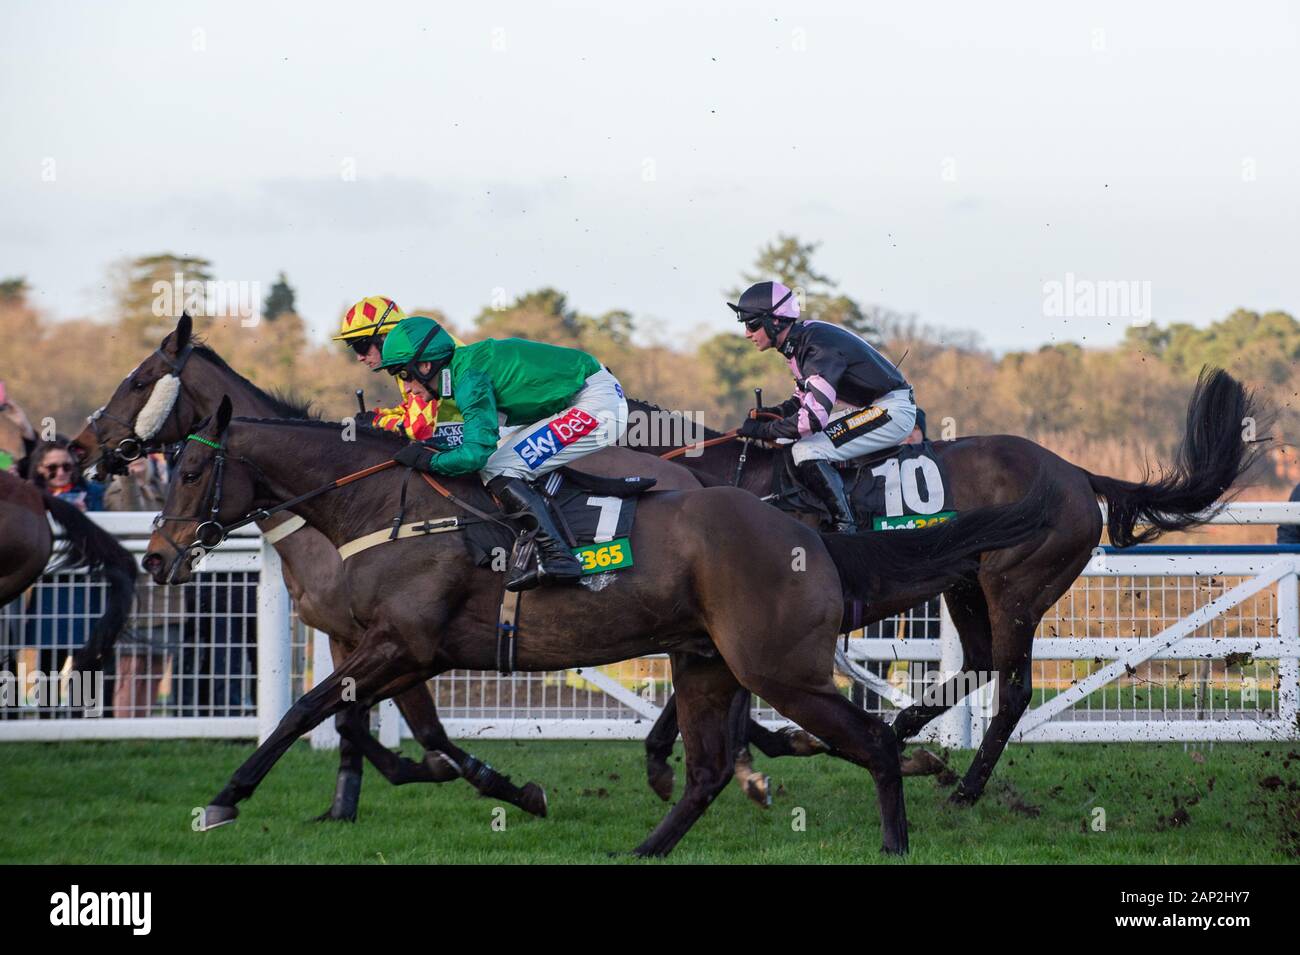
[192,341,319,420]
[232,415,404,445]
[226,416,501,516]
[625,395,726,442]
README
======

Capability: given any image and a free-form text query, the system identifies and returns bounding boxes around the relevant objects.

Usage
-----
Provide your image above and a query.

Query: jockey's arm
[424,369,500,476]
[369,377,411,432]
[766,349,848,441]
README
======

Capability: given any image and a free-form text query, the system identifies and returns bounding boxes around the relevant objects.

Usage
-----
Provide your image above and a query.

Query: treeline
[1,238,1296,489]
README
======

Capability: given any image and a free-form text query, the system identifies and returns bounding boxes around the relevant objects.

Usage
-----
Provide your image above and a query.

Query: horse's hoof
[899,747,950,777]
[312,808,356,823]
[781,728,829,757]
[880,843,909,856]
[198,805,239,831]
[743,774,773,809]
[647,763,674,802]
[520,782,548,818]
[948,787,980,807]
[422,752,462,783]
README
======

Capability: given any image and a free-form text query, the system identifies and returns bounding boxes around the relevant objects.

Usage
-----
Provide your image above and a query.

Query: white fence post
[309,628,339,750]
[256,537,292,744]
[1277,563,1299,734]
[935,598,970,748]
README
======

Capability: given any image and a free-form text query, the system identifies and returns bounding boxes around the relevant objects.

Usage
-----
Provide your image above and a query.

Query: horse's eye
[131,378,149,391]
[182,471,200,485]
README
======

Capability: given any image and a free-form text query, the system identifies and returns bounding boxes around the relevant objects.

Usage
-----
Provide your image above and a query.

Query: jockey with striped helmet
[334,296,464,447]
[378,316,629,591]
[731,281,917,533]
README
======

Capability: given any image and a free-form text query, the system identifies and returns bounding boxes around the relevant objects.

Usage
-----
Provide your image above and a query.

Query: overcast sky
[1,0,1296,352]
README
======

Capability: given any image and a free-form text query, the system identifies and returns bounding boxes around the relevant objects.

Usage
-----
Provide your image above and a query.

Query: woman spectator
[21,437,107,692]
[29,438,104,511]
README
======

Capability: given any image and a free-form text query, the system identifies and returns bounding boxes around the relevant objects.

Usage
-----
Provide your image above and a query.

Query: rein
[154,435,398,560]
[656,411,783,487]
[155,432,513,573]
[657,431,742,462]
[418,472,515,530]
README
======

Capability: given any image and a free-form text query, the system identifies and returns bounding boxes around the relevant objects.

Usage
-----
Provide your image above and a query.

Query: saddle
[770,440,957,532]
[481,467,657,673]
[466,467,656,573]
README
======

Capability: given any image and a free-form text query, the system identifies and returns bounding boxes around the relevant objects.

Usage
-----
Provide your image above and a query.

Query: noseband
[88,343,195,469]
[151,434,239,579]
[151,433,398,580]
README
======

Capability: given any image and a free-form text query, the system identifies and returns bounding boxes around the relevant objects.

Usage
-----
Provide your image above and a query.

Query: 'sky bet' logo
[514,407,599,469]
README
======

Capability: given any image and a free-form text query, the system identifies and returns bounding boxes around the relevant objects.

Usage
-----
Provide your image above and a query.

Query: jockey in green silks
[378,315,629,591]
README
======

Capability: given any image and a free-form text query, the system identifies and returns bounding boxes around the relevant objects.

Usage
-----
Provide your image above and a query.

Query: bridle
[86,343,195,471]
[151,432,398,580]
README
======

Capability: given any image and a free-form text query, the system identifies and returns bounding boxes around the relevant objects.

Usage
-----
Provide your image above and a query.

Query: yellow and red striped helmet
[333,296,406,341]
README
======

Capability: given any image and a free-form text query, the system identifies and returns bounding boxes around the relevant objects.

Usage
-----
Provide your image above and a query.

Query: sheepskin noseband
[134,374,182,440]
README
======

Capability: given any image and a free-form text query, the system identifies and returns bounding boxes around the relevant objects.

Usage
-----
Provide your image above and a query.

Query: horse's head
[143,395,258,585]
[70,314,198,476]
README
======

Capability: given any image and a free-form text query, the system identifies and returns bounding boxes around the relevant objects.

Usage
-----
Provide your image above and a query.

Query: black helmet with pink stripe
[728,281,801,341]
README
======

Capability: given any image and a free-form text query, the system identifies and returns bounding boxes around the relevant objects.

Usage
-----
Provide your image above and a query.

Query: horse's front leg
[199,627,422,829]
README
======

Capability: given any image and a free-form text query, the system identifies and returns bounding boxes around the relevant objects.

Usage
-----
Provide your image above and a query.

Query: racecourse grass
[1,739,1297,863]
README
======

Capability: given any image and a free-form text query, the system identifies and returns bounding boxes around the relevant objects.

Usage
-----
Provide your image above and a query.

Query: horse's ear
[162,313,192,355]
[215,395,233,436]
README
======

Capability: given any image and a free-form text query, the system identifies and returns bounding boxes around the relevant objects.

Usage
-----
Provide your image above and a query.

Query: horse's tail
[822,480,1052,603]
[42,494,137,668]
[1084,367,1260,548]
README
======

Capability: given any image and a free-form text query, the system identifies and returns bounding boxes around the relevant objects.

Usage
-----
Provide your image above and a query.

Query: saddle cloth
[468,467,655,573]
[773,440,957,532]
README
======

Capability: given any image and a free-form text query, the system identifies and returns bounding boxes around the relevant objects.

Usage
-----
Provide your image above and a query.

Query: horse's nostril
[142,553,163,575]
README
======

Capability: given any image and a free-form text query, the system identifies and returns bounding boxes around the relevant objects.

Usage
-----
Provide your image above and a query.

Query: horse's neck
[233,425,456,547]
[188,355,286,421]
[685,435,778,494]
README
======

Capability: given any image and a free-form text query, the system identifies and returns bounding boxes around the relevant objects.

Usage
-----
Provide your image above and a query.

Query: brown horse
[140,399,1050,855]
[0,470,136,673]
[69,318,565,818]
[628,369,1258,805]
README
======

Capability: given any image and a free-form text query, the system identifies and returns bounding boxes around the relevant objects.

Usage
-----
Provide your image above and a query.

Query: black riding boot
[797,459,858,533]
[488,476,583,591]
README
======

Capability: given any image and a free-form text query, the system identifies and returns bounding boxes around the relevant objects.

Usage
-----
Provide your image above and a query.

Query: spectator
[22,436,107,687]
[102,453,169,717]
[103,453,167,512]
[0,385,37,476]
[1279,482,1300,546]
[30,437,104,511]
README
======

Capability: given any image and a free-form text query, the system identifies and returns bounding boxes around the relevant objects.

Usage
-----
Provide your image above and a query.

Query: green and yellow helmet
[378,316,457,382]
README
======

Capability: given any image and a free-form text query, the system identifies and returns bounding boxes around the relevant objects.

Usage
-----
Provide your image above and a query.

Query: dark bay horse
[69,317,563,818]
[627,369,1257,805]
[140,400,1050,855]
[70,316,734,818]
[0,470,136,673]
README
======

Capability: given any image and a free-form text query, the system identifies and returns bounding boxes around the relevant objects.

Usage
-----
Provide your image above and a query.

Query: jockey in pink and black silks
[731,280,917,533]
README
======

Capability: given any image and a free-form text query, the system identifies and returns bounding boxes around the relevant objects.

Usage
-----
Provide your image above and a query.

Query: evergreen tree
[262,271,296,322]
